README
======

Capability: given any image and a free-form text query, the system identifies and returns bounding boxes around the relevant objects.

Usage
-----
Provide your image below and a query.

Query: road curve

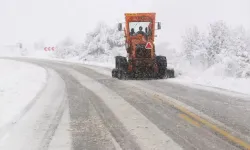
[1,57,250,150]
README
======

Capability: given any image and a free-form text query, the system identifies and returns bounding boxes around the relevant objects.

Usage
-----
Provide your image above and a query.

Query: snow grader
[112,13,174,79]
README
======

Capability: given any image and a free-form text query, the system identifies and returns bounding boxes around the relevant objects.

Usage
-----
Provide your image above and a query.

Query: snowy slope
[0,59,47,129]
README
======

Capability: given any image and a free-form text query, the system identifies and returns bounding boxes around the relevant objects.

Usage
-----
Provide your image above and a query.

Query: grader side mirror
[157,22,161,30]
[118,23,123,31]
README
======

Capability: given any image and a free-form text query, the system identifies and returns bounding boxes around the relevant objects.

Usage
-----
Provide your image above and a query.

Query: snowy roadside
[50,55,250,96]
[15,54,115,69]
[82,59,250,96]
[0,59,47,128]
[49,55,250,97]
[12,54,250,96]
[168,69,250,96]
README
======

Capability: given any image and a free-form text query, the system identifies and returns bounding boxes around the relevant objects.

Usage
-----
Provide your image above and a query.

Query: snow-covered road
[0,59,47,130]
[1,58,250,150]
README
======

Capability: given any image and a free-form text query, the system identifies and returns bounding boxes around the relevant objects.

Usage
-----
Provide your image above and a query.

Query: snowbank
[0,59,47,128]
[159,46,250,95]
[170,67,250,95]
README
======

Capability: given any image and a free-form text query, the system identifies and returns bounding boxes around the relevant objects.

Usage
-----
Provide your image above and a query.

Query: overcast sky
[0,0,249,49]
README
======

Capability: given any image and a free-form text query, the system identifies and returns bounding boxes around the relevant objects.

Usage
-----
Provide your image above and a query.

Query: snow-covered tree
[182,26,207,67]
[83,23,124,56]
[79,22,125,62]
[247,32,250,52]
[181,21,250,78]
[53,22,126,63]
[225,27,250,77]
[54,36,79,59]
[206,21,230,66]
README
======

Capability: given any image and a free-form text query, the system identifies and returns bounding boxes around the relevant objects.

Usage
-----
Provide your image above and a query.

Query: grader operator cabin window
[129,22,151,36]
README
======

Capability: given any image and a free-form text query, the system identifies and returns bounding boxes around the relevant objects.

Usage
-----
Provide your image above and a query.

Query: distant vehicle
[112,12,174,79]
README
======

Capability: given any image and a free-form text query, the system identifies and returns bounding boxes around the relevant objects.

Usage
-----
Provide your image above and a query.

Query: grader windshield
[120,13,160,41]
[129,22,152,36]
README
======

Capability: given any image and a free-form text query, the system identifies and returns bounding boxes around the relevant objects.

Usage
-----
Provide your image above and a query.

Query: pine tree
[182,26,207,66]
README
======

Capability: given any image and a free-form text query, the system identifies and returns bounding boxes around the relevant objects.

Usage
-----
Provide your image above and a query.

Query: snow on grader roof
[124,12,156,16]
[124,13,156,22]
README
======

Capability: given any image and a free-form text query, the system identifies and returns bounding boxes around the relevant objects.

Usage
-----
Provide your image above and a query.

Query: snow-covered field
[0,59,47,128]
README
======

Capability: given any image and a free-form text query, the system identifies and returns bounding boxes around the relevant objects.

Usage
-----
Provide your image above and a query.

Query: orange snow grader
[112,13,174,79]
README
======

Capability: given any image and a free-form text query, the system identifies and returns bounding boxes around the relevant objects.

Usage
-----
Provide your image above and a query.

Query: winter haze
[0,0,250,94]
[0,0,249,47]
[1,1,250,149]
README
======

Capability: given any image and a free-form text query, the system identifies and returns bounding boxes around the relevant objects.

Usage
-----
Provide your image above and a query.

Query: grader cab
[112,13,174,79]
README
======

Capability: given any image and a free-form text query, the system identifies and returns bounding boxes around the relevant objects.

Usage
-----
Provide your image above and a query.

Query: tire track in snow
[24,60,139,150]
[38,93,67,150]
[0,68,66,150]
[69,68,182,150]
[75,62,250,148]
[57,70,139,150]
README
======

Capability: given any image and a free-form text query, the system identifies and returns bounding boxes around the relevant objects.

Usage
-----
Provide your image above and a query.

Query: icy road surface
[1,58,250,150]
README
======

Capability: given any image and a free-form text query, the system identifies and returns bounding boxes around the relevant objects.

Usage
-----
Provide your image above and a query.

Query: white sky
[0,0,249,49]
[151,0,250,49]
